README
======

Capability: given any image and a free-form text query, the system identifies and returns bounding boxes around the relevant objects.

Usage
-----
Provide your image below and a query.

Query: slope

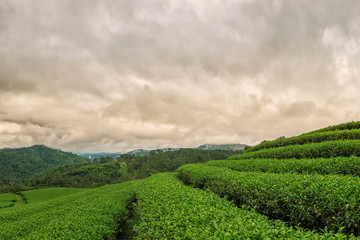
[0,145,87,186]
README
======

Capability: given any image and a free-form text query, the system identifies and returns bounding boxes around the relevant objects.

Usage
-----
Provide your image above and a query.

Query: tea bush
[207,156,360,176]
[230,140,360,160]
[246,129,360,152]
[178,164,360,236]
[133,173,348,239]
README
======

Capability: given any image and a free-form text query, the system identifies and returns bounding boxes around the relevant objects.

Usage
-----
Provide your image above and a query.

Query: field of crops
[1,121,360,239]
[176,122,360,238]
[178,164,360,235]
[0,181,138,239]
[133,173,348,239]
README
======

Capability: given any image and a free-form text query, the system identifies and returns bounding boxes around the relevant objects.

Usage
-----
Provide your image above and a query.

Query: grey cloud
[1,0,360,152]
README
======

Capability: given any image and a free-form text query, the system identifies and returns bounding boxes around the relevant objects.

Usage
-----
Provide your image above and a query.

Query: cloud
[1,0,360,152]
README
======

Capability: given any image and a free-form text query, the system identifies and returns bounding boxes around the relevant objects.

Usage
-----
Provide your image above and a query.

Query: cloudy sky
[1,0,360,153]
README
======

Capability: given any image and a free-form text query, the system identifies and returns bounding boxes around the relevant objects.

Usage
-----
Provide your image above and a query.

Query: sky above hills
[1,0,360,153]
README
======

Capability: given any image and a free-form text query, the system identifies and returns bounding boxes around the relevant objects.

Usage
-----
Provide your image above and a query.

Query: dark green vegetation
[21,148,238,189]
[178,164,360,235]
[0,181,138,239]
[0,145,87,186]
[78,152,121,160]
[207,156,360,176]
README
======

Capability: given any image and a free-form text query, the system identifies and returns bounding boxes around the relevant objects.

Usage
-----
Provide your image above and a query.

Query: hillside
[22,148,240,188]
[197,143,247,151]
[178,121,360,236]
[2,121,360,239]
[0,145,87,186]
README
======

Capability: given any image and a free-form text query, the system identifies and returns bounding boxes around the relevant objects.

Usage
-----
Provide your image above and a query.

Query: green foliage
[21,188,86,204]
[0,181,138,239]
[207,156,360,176]
[22,149,238,189]
[178,164,360,236]
[25,161,129,188]
[133,173,347,239]
[309,121,360,134]
[0,145,87,186]
[230,140,360,160]
[0,193,16,208]
[246,129,360,152]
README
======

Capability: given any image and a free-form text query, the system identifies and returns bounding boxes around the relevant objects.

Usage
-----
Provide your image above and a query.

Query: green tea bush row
[230,140,360,160]
[0,181,138,239]
[178,164,360,236]
[309,121,360,134]
[207,156,360,176]
[133,173,347,239]
[246,129,360,152]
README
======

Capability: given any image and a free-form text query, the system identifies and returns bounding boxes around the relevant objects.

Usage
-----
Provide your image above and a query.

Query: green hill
[197,143,247,151]
[23,148,240,188]
[0,145,87,186]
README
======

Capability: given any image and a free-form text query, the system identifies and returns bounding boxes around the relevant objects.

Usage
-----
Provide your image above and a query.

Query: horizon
[0,142,247,155]
[1,1,360,153]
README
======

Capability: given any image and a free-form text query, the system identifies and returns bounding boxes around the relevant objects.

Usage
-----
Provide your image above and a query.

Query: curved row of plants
[133,173,347,239]
[246,129,360,152]
[308,121,360,134]
[230,140,360,160]
[0,181,138,239]
[207,156,360,176]
[178,164,360,236]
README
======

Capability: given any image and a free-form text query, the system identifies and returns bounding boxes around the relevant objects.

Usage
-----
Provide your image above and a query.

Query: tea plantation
[1,121,360,239]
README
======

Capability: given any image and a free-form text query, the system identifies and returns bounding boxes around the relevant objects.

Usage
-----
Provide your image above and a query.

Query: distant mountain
[0,145,88,186]
[125,149,150,156]
[78,152,121,160]
[197,144,247,151]
[125,148,180,156]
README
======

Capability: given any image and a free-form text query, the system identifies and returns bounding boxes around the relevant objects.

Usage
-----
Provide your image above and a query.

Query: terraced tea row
[133,173,348,239]
[309,121,360,134]
[207,156,360,176]
[178,164,360,236]
[246,129,360,152]
[0,181,138,239]
[230,140,360,160]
